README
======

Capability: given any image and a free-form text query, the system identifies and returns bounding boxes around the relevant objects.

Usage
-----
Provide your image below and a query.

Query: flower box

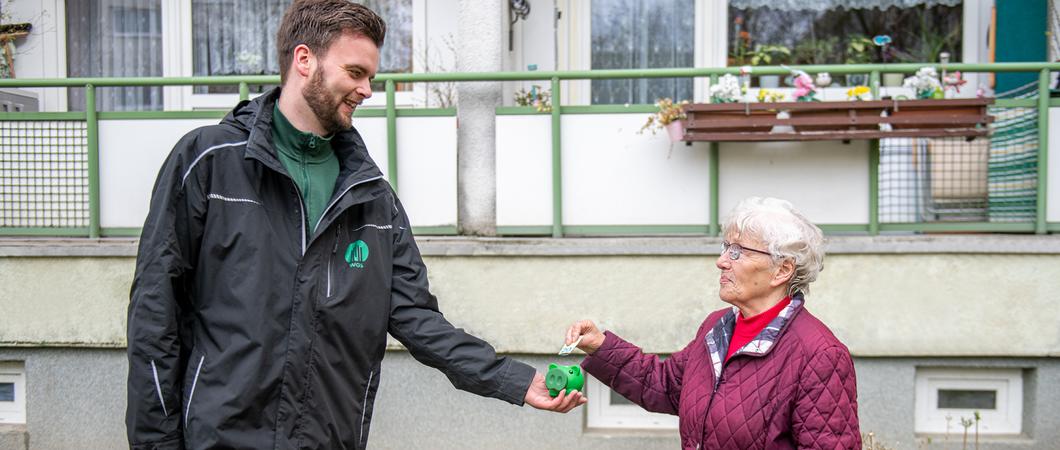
[680,98,994,142]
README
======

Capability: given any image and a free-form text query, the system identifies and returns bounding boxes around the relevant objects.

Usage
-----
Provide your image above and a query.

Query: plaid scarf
[703,293,804,387]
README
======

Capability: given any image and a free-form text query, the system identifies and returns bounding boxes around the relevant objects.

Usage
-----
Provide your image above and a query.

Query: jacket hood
[222,87,384,184]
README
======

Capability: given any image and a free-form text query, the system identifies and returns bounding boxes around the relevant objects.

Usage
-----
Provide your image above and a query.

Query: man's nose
[358,80,373,99]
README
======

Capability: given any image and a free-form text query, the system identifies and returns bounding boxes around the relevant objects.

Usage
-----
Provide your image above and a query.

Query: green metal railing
[0,62,1058,238]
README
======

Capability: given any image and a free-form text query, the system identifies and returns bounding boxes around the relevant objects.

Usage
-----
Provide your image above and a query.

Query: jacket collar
[704,293,805,381]
[224,87,385,190]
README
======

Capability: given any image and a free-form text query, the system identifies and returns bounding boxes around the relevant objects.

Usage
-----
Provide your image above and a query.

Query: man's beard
[302,69,351,134]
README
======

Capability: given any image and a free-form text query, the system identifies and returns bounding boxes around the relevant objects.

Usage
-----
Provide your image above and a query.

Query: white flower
[903,66,941,93]
[710,74,742,102]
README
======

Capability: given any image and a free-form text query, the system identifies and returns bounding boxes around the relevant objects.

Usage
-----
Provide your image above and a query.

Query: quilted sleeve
[792,346,861,450]
[580,330,697,415]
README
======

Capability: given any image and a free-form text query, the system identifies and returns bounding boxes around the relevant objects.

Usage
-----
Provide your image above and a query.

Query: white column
[456,0,503,235]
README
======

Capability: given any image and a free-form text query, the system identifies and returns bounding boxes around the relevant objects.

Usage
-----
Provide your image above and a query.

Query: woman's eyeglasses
[721,241,772,260]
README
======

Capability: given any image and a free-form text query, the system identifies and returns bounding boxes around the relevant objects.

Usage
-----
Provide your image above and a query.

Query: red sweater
[726,296,791,361]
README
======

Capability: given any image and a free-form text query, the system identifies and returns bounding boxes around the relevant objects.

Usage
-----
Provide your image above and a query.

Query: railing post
[708,73,721,237]
[550,76,563,238]
[1037,68,1049,234]
[85,84,100,239]
[870,70,881,99]
[869,139,880,235]
[238,81,249,101]
[709,141,720,237]
[386,79,398,192]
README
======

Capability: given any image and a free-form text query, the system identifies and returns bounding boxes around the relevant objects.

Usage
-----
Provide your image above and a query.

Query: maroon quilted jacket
[582,296,860,449]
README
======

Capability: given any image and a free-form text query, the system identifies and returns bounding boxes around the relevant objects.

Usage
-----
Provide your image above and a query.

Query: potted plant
[709,74,742,104]
[750,44,790,88]
[872,35,905,87]
[513,85,552,112]
[0,19,31,79]
[792,37,838,66]
[728,26,753,67]
[903,67,943,99]
[844,36,874,86]
[640,97,689,142]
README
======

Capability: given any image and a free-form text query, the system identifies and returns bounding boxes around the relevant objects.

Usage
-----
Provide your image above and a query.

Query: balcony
[1,62,1058,239]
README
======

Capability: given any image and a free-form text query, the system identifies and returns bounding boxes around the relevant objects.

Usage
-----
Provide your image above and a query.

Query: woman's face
[716,233,778,306]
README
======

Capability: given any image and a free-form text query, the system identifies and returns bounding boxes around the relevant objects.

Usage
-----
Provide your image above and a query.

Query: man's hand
[524,372,587,413]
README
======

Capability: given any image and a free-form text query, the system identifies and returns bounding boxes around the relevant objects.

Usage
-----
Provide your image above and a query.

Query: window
[585,376,679,430]
[66,0,164,111]
[191,0,290,94]
[590,0,694,104]
[728,0,963,70]
[0,362,26,424]
[914,368,1023,435]
[190,0,413,98]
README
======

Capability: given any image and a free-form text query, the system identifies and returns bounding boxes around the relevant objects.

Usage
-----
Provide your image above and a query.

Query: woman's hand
[565,320,606,354]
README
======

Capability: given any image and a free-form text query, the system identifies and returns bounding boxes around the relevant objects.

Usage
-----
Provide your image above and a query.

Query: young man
[125,1,583,448]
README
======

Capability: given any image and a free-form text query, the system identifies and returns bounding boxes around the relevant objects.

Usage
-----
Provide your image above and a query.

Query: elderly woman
[565,197,860,449]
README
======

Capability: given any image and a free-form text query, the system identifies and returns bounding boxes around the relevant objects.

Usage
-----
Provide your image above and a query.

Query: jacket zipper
[698,353,738,448]
[695,302,805,448]
[313,175,385,233]
[276,171,307,255]
[327,229,339,298]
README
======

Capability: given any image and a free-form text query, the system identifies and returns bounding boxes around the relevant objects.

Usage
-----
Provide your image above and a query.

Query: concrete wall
[1,349,1057,450]
[4,237,1060,357]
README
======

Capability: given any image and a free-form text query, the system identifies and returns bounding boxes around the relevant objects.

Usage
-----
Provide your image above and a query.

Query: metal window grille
[878,84,1039,224]
[0,121,89,228]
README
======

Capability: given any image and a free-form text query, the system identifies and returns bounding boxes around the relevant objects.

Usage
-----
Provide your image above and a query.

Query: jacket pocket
[184,354,206,429]
[149,359,170,417]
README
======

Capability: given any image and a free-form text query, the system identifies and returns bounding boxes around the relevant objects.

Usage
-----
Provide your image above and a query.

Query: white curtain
[590,0,695,105]
[66,0,163,111]
[191,0,411,93]
[729,0,961,11]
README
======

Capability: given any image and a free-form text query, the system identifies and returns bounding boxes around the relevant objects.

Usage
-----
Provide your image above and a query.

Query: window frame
[585,376,679,430]
[914,367,1023,435]
[166,0,425,110]
[0,362,26,425]
[559,0,992,105]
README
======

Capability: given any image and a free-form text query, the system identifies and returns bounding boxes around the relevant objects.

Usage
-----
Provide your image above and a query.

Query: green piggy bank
[545,363,585,397]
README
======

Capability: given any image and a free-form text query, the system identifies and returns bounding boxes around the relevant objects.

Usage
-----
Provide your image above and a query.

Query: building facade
[2,0,1060,449]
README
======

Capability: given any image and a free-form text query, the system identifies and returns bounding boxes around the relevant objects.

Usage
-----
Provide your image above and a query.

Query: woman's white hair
[722,197,824,296]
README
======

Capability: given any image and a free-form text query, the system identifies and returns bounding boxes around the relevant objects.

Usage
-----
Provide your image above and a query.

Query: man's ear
[292,44,314,79]
[771,258,795,288]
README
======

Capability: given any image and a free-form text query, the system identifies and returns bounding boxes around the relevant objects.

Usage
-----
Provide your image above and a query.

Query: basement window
[914,367,1022,435]
[585,376,678,430]
[0,362,25,424]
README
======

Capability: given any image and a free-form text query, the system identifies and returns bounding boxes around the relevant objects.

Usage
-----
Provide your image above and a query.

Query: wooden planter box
[680,98,994,142]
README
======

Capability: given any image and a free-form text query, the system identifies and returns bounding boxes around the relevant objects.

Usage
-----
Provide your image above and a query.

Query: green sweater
[272,104,340,234]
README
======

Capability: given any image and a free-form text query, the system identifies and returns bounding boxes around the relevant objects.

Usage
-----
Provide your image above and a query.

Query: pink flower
[793,73,815,98]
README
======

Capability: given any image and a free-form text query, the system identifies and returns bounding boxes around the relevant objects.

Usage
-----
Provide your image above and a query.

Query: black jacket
[127,89,535,450]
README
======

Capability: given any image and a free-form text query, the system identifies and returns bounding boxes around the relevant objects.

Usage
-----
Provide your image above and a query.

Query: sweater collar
[735,296,792,330]
[704,294,804,383]
[271,103,334,163]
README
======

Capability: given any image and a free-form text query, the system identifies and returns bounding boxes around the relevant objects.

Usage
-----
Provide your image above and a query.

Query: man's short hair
[276,0,387,83]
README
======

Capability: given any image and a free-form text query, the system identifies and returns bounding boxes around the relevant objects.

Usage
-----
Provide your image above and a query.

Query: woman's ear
[771,258,795,288]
